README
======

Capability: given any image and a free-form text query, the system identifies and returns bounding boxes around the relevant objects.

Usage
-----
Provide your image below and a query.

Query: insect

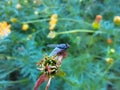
[34,44,70,90]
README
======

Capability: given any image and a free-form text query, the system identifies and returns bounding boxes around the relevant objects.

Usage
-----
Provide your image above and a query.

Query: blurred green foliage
[0,0,120,90]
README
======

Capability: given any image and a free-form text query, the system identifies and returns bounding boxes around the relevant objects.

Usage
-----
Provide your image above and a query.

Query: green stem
[104,63,113,74]
[22,18,91,26]
[22,19,50,23]
[0,78,29,84]
[57,29,96,34]
[87,34,95,47]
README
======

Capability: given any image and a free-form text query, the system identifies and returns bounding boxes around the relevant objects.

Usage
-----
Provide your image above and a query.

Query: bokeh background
[0,0,120,90]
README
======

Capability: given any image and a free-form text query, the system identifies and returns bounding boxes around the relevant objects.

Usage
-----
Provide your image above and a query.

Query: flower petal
[34,74,47,90]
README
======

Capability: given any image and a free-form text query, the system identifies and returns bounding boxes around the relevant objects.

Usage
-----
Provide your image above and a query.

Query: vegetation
[0,0,120,90]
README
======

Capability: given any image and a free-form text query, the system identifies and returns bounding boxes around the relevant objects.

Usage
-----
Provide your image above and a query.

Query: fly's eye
[65,43,70,48]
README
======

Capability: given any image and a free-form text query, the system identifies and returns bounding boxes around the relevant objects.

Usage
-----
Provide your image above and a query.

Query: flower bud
[110,49,115,54]
[105,58,114,64]
[22,24,29,31]
[95,15,102,23]
[47,31,56,39]
[107,38,112,44]
[92,21,100,30]
[10,18,18,23]
[113,16,120,25]
[16,3,22,9]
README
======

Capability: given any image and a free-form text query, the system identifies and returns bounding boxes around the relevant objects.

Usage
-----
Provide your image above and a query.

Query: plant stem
[57,29,96,34]
[0,78,29,84]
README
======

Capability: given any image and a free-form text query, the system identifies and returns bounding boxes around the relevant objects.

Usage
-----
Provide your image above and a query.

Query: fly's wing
[49,47,63,56]
[47,44,58,48]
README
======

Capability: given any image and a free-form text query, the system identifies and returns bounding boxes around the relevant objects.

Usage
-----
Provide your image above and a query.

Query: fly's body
[49,43,69,57]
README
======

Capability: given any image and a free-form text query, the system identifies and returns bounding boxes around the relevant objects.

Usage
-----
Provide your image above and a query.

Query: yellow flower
[16,3,22,9]
[49,19,58,25]
[113,16,120,25]
[105,58,114,64]
[0,21,11,39]
[92,21,100,30]
[49,14,58,30]
[22,24,29,31]
[50,14,58,20]
[10,18,18,23]
[47,31,56,39]
[49,24,56,30]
